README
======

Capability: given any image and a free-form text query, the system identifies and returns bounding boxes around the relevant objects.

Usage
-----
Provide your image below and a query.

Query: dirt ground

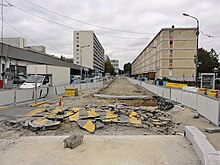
[0,76,219,153]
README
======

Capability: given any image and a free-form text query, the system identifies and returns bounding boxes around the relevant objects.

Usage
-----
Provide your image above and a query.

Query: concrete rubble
[5,98,176,134]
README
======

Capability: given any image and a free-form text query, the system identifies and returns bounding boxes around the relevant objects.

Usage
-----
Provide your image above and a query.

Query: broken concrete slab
[204,127,220,134]
[77,119,95,133]
[95,121,104,129]
[28,118,61,131]
[93,94,151,100]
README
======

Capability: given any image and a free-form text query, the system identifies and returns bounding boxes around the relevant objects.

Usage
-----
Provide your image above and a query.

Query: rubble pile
[5,98,176,135]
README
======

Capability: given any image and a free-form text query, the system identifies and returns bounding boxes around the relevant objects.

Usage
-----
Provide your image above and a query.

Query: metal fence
[128,78,220,126]
[0,81,103,107]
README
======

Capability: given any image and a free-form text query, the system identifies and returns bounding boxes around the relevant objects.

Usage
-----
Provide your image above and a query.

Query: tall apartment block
[111,59,119,74]
[73,31,104,74]
[132,27,196,81]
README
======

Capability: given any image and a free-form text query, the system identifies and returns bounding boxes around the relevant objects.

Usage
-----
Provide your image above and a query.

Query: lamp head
[183,13,189,16]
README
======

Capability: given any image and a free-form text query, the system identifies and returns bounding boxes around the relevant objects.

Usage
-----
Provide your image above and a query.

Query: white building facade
[73,31,104,74]
[111,59,119,74]
[1,37,27,48]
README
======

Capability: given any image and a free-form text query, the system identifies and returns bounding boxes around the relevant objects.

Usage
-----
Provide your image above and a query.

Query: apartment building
[73,31,105,74]
[111,59,119,74]
[132,27,197,81]
[1,37,27,48]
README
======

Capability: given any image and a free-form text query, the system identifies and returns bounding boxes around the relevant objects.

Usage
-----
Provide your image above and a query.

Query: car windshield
[25,75,44,83]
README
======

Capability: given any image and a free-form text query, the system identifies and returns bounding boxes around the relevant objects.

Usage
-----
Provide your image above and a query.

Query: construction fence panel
[197,94,220,126]
[171,88,182,103]
[157,86,163,97]
[65,85,74,88]
[40,87,48,98]
[182,91,197,110]
[80,83,87,91]
[146,83,153,93]
[0,90,15,106]
[163,87,171,99]
[47,86,56,97]
[73,84,80,91]
[16,89,33,103]
[56,86,65,95]
[86,82,91,89]
[142,82,148,90]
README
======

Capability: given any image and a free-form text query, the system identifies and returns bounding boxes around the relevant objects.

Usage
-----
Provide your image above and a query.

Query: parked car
[71,78,81,84]
[13,74,28,85]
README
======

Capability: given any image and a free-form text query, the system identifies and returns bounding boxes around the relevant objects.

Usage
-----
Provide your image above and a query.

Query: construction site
[0,77,219,165]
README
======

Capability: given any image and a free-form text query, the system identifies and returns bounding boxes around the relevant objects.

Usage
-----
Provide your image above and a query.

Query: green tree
[123,62,132,76]
[198,48,219,74]
[104,59,114,74]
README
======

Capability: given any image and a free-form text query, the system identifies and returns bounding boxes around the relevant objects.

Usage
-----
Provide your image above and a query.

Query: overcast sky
[3,0,220,69]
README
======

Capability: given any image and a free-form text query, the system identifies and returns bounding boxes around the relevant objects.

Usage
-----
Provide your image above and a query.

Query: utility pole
[0,1,13,88]
[183,13,199,86]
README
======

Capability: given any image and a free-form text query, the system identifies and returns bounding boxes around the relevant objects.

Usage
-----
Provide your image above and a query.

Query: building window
[169,69,173,76]
[76,33,79,35]
[76,49,79,51]
[77,62,79,64]
[169,40,173,45]
[76,45,79,47]
[76,37,79,39]
[169,59,173,64]
[169,50,173,57]
[169,30,173,36]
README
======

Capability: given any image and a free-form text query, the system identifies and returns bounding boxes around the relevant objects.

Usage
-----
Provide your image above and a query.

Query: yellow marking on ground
[64,111,74,118]
[26,108,46,117]
[69,111,79,122]
[129,111,138,118]
[0,106,8,109]
[87,108,99,117]
[152,121,162,126]
[72,107,80,113]
[32,118,48,125]
[104,117,118,122]
[83,120,95,133]
[45,107,63,118]
[106,110,118,119]
[129,117,141,125]
[30,101,47,107]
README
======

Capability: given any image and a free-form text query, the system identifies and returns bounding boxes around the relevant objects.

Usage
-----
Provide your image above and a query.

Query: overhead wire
[2,17,72,55]
[21,0,155,35]
[7,2,152,40]
[200,30,220,38]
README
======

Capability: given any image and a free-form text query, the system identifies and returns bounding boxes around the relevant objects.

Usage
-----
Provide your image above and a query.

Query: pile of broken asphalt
[5,97,177,135]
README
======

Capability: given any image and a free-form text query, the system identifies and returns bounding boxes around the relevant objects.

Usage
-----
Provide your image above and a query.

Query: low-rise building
[1,37,27,48]
[132,27,196,81]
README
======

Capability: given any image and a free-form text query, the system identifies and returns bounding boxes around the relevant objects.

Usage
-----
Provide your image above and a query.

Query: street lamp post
[80,45,90,79]
[183,13,199,86]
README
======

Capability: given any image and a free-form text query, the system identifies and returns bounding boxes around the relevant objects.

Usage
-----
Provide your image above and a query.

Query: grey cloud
[3,0,220,69]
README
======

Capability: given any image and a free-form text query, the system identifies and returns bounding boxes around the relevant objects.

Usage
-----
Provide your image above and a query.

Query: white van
[20,75,50,89]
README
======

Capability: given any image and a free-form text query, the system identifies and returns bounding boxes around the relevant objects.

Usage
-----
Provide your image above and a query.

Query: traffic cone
[59,97,62,106]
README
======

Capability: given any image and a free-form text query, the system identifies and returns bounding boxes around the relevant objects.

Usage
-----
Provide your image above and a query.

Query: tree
[198,48,219,74]
[104,59,114,74]
[123,62,132,76]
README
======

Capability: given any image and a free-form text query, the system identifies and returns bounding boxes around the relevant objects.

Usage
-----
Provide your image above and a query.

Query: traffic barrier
[16,89,33,103]
[0,81,104,106]
[0,90,14,106]
[128,78,220,126]
[207,89,218,98]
